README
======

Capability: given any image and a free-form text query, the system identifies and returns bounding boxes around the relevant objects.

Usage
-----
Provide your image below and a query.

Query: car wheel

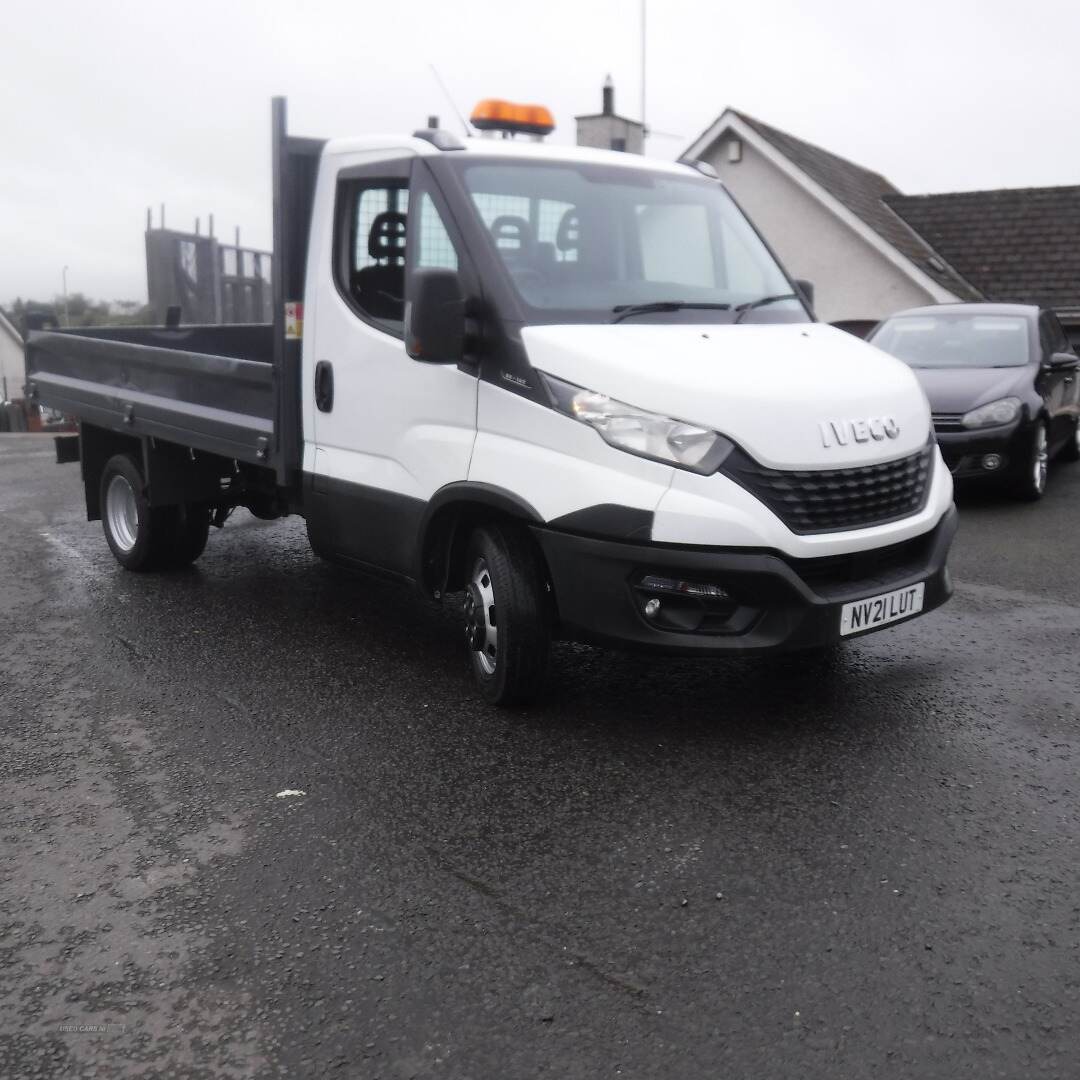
[463,522,550,706]
[1013,420,1049,501]
[1059,417,1080,463]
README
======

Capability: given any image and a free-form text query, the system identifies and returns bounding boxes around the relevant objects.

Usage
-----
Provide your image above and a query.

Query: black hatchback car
[868,303,1080,500]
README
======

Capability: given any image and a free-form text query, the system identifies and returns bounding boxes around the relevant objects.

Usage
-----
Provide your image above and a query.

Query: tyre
[163,502,210,568]
[1012,420,1049,501]
[462,522,551,706]
[101,453,164,570]
[1059,418,1080,463]
[100,454,208,570]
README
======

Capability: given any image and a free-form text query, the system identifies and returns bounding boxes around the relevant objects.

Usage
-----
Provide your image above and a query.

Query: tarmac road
[2,432,1079,1079]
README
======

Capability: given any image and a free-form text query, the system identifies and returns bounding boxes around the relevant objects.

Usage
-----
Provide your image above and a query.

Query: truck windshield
[457,159,805,324]
[871,313,1030,368]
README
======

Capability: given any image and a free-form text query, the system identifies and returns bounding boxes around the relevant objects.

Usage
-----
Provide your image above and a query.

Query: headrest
[555,208,580,253]
[368,210,407,261]
[490,215,533,253]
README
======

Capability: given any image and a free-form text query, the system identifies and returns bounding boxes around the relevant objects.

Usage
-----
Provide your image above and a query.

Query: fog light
[639,575,731,599]
[981,453,1003,471]
[644,598,661,617]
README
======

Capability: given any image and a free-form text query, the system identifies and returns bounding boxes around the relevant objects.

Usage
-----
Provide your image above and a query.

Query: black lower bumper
[936,421,1030,480]
[531,507,958,655]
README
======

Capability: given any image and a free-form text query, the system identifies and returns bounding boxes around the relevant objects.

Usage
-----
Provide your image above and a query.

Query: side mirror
[794,279,815,310]
[1045,351,1078,372]
[406,268,465,363]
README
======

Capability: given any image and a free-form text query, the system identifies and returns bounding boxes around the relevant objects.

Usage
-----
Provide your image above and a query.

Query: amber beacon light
[470,99,555,137]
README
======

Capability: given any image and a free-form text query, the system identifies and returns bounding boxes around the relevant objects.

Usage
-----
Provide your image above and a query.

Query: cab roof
[320,132,698,177]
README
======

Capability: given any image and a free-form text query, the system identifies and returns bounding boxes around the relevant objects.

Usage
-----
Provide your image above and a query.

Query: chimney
[576,74,644,154]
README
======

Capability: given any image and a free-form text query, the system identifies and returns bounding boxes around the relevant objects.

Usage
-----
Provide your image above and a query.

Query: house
[683,109,1080,344]
[0,309,24,402]
[883,186,1080,346]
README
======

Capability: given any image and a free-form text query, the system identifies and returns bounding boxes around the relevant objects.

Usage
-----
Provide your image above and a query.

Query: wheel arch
[416,482,546,598]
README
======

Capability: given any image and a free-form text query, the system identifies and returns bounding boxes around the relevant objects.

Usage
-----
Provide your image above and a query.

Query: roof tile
[884,187,1080,311]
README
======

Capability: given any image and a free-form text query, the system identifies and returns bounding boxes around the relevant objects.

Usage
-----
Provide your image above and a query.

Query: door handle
[314,361,334,412]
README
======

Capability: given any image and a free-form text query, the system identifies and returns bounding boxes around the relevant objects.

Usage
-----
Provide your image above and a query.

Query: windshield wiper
[611,301,731,324]
[733,293,798,324]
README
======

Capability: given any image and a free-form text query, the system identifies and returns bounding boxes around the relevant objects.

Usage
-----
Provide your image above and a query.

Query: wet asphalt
[1,432,1079,1079]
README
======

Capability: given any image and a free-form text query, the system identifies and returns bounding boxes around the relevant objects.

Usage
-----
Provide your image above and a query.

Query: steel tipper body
[28,96,956,704]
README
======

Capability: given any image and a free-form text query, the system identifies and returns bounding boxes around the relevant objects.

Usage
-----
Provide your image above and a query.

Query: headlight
[961,396,1021,429]
[539,372,731,473]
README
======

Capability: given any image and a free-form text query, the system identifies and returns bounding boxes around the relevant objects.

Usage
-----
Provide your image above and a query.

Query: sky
[2,0,1078,304]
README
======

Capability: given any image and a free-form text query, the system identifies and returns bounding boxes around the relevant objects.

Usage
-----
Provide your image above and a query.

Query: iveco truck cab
[26,97,957,704]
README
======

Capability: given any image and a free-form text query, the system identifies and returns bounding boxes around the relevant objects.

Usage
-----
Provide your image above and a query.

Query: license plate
[839,582,925,636]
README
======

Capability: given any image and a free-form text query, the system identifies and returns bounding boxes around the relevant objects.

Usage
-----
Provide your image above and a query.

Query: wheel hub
[466,557,498,675]
[105,473,139,553]
[464,583,485,652]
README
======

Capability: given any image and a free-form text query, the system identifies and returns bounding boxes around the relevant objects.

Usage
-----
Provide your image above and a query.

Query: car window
[1044,311,1071,354]
[336,179,410,331]
[459,161,800,320]
[413,192,459,271]
[872,313,1030,368]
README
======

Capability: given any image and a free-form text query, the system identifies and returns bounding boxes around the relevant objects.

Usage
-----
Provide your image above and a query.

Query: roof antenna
[640,0,647,149]
[428,65,470,136]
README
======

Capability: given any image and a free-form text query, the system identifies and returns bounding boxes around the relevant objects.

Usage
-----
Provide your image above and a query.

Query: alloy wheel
[1033,423,1048,494]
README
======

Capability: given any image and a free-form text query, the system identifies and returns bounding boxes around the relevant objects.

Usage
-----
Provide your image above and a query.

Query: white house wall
[703,134,937,324]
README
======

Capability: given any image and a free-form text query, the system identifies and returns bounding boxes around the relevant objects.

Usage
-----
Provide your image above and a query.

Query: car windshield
[458,159,805,324]
[871,313,1030,368]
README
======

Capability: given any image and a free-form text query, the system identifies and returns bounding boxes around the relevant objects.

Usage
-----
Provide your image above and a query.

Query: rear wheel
[463,523,550,706]
[100,454,209,570]
[1012,420,1049,501]
[165,503,210,567]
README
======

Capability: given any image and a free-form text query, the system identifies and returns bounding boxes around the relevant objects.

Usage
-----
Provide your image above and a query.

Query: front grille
[787,529,936,599]
[932,413,965,433]
[721,443,934,534]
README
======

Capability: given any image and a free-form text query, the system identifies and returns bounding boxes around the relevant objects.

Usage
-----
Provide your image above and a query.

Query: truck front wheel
[100,454,208,571]
[463,523,550,706]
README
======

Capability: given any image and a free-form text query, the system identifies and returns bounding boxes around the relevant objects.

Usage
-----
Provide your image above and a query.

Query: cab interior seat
[352,210,407,320]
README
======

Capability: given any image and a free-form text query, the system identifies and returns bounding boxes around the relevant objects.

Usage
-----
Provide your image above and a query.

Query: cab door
[303,152,478,576]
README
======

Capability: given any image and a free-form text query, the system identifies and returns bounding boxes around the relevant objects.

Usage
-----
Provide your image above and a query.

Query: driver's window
[413,193,459,271]
[336,179,409,332]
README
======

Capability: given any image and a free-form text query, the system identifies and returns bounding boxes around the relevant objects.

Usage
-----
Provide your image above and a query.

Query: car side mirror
[794,279,815,310]
[406,268,465,363]
[1045,351,1079,372]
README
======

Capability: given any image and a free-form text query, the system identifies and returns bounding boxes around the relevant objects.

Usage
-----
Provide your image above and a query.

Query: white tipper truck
[26,97,956,704]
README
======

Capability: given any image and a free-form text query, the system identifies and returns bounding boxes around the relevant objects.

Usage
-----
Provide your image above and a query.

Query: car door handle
[314,361,334,412]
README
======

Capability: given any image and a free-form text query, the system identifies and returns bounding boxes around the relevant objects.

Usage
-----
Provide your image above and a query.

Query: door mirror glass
[406,268,465,363]
[794,279,814,309]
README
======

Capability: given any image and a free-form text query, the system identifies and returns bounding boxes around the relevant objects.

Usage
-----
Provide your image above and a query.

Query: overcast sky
[3,0,1078,304]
